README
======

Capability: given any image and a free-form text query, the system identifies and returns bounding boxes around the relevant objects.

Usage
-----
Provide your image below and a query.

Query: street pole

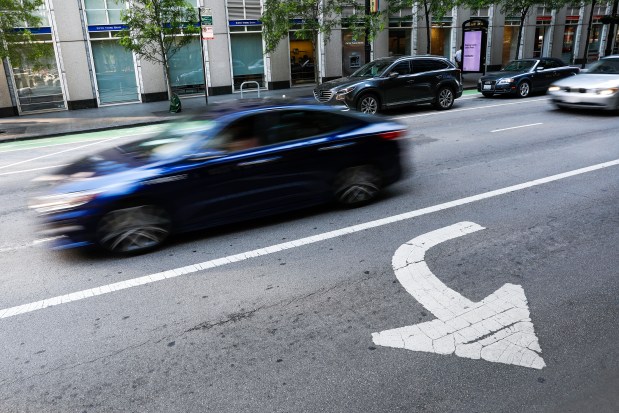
[582,0,597,68]
[364,0,371,64]
[199,5,209,106]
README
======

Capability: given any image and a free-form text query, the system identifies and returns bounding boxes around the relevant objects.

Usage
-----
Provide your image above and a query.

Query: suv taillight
[378,130,406,140]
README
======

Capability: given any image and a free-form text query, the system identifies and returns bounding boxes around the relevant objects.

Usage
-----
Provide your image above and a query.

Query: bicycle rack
[240,81,261,99]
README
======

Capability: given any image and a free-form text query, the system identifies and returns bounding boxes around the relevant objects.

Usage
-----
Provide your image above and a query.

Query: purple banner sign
[463,31,482,72]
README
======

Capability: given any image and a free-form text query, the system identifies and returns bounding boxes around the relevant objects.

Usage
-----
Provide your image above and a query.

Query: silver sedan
[548,56,619,111]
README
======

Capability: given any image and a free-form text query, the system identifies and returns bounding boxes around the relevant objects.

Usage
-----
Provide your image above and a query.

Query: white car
[548,55,619,111]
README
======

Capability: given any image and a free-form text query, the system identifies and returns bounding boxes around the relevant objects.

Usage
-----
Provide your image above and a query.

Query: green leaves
[0,0,50,66]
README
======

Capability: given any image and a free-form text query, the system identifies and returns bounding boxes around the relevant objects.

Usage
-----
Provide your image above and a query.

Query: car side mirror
[388,71,399,79]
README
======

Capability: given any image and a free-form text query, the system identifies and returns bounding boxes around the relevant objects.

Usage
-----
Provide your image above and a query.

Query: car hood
[481,71,526,81]
[316,76,367,91]
[552,73,619,88]
[39,147,161,194]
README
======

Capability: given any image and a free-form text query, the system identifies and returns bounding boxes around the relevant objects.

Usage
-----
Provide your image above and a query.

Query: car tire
[516,81,531,98]
[96,204,171,254]
[433,86,455,110]
[357,93,380,114]
[482,92,494,98]
[334,166,382,207]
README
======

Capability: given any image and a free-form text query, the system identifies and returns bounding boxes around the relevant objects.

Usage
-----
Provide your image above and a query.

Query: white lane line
[392,98,549,120]
[0,135,128,171]
[0,139,109,154]
[1,158,617,321]
[491,123,543,133]
[0,164,69,176]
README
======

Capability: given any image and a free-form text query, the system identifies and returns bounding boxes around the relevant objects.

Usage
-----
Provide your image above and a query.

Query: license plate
[562,95,579,103]
[483,84,492,90]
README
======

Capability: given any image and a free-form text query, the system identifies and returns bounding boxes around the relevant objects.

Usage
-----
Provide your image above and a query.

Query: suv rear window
[411,59,449,73]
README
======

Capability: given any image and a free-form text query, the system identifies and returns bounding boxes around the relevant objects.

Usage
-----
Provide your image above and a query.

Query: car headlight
[497,78,514,85]
[596,88,618,96]
[29,190,101,214]
[335,86,356,100]
[548,86,560,92]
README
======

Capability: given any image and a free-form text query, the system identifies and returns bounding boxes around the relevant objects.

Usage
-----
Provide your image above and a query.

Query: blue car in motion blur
[30,102,407,254]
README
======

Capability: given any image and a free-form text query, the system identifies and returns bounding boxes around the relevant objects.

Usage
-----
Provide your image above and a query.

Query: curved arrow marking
[372,222,546,370]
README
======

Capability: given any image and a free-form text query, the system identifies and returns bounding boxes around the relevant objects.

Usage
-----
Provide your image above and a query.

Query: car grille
[314,89,333,103]
[564,87,589,93]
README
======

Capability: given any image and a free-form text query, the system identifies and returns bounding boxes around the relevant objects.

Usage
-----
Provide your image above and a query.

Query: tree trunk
[515,8,528,60]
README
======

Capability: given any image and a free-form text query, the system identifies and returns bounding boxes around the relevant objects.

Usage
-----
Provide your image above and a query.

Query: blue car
[30,101,407,254]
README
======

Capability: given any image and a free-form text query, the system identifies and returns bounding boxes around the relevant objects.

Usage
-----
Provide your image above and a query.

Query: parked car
[30,101,407,254]
[478,57,579,98]
[548,55,619,111]
[313,55,463,114]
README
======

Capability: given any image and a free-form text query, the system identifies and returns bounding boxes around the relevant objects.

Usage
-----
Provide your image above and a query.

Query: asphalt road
[0,93,618,413]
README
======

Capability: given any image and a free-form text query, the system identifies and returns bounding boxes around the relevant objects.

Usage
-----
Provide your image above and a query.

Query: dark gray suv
[313,55,463,114]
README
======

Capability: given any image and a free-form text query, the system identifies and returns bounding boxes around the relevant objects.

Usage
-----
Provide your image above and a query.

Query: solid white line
[0,164,69,176]
[0,135,127,171]
[0,139,109,154]
[392,98,549,120]
[491,123,543,133]
[1,157,617,320]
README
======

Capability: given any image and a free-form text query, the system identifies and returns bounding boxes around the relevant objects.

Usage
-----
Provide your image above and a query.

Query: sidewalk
[0,74,480,143]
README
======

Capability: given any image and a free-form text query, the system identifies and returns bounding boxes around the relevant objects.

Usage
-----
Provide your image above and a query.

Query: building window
[169,37,205,95]
[431,17,452,57]
[84,0,140,104]
[230,32,265,90]
[9,3,65,113]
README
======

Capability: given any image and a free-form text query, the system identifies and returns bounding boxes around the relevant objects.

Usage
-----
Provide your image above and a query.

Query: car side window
[263,110,364,145]
[208,116,263,153]
[411,59,446,74]
[389,61,412,76]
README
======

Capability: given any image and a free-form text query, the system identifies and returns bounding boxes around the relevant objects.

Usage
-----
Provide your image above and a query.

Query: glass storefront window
[562,23,577,63]
[389,29,411,56]
[230,33,265,90]
[169,37,205,95]
[11,42,66,113]
[91,40,139,104]
[503,23,519,63]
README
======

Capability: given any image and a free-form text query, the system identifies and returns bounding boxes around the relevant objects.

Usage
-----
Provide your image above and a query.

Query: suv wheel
[433,86,455,110]
[357,93,379,114]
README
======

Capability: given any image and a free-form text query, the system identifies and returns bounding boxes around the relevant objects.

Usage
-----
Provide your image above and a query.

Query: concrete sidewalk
[0,74,480,143]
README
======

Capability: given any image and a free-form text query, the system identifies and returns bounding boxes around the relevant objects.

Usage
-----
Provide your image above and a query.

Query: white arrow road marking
[372,222,546,370]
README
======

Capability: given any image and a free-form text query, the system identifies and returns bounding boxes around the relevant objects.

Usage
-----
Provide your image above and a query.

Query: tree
[0,0,50,67]
[117,0,199,101]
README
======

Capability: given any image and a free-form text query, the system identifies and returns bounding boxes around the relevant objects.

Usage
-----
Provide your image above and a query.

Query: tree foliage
[118,0,199,99]
[0,0,50,67]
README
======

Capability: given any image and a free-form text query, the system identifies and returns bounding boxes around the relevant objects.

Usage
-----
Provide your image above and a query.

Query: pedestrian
[454,47,462,70]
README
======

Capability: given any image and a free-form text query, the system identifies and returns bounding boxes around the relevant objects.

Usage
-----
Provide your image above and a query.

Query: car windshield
[502,60,536,72]
[117,120,216,161]
[350,59,394,77]
[585,58,619,74]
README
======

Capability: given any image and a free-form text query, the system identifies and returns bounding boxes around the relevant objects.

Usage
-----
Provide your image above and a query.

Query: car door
[174,113,291,229]
[381,60,415,106]
[407,59,439,102]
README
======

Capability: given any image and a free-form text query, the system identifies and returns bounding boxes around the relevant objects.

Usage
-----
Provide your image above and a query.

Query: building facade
[2,0,618,117]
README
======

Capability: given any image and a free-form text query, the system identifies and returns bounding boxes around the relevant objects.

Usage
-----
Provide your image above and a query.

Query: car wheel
[334,166,382,207]
[482,92,494,98]
[517,81,531,98]
[96,205,171,254]
[434,87,454,110]
[357,93,380,114]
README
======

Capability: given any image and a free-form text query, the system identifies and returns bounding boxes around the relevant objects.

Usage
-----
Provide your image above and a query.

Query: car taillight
[378,130,406,140]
